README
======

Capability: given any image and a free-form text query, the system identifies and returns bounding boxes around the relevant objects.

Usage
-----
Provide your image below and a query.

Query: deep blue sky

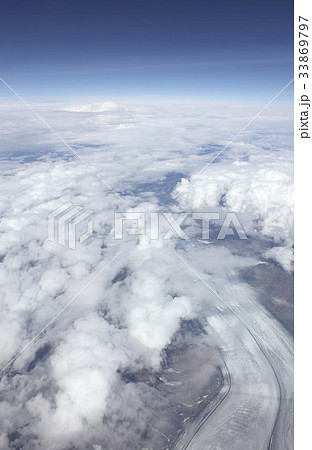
[0,0,293,102]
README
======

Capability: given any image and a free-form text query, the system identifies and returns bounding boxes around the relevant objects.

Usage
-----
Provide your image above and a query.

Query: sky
[0,0,294,102]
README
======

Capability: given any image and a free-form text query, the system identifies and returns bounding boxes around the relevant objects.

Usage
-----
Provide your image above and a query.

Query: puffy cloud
[0,99,293,448]
[265,246,294,272]
[174,150,293,270]
[26,314,130,447]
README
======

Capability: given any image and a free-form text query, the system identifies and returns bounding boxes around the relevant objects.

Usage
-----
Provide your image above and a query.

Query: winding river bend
[172,276,294,450]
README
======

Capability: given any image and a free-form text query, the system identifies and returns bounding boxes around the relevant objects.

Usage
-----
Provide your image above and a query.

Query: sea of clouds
[0,98,293,448]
